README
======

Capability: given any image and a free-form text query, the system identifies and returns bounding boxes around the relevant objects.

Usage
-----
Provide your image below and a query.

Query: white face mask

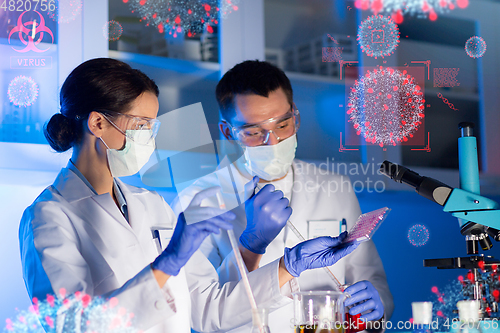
[238,134,297,181]
[100,130,155,177]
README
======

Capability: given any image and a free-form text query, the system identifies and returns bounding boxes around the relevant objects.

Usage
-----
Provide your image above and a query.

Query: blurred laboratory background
[1,0,500,329]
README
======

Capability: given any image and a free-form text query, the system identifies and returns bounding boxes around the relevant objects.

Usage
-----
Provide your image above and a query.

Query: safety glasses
[99,110,161,145]
[225,104,300,147]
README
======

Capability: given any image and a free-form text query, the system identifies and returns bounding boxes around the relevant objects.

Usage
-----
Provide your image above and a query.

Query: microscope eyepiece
[458,122,475,137]
[380,161,453,206]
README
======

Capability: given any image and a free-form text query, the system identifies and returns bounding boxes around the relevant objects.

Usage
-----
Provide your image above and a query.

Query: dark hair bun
[44,113,80,152]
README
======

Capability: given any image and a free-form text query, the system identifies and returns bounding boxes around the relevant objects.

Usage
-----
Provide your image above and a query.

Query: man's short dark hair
[216,60,293,121]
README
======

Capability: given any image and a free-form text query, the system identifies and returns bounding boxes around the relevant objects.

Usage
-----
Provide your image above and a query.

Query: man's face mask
[239,133,297,181]
[227,105,300,181]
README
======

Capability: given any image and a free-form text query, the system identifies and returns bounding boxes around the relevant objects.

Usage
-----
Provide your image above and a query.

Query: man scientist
[174,60,394,332]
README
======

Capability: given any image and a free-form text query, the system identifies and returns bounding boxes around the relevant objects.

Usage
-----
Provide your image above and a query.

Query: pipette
[286,220,346,292]
[215,192,265,333]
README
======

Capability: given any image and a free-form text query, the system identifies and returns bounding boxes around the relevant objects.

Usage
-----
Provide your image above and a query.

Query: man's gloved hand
[152,187,235,276]
[344,281,385,322]
[283,232,359,277]
[240,176,292,254]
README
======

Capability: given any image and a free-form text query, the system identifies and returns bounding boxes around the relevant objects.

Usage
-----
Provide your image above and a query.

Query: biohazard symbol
[8,11,54,53]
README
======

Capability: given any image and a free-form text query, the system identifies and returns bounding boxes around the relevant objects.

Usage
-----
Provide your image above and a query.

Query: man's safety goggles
[224,105,300,147]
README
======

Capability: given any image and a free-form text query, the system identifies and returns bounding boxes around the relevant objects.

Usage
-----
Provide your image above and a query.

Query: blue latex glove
[344,280,384,322]
[283,232,359,277]
[152,187,235,276]
[240,176,292,254]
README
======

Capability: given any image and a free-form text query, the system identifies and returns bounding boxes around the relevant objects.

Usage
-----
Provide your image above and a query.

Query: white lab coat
[174,159,394,333]
[19,165,296,333]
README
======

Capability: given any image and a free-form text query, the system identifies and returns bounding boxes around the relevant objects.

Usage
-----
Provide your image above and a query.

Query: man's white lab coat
[174,159,394,333]
[19,166,296,333]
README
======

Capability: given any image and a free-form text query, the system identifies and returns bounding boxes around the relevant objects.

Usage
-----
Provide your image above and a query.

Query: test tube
[286,220,346,292]
[215,192,265,333]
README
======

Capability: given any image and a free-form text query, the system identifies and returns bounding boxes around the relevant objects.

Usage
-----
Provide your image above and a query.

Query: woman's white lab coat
[174,159,394,333]
[19,164,294,333]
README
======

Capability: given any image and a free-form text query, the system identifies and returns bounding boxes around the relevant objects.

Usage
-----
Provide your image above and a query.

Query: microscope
[380,122,500,319]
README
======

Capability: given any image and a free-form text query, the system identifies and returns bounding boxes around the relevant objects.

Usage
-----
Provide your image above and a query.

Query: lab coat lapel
[287,161,314,244]
[115,180,148,237]
[91,195,131,230]
[54,168,131,230]
[53,168,143,279]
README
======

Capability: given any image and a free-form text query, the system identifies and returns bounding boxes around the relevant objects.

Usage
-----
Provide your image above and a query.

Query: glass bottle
[250,308,271,333]
[411,302,433,333]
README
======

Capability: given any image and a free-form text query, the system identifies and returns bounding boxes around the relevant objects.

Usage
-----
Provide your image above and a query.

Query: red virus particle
[347,66,425,147]
[357,15,400,59]
[128,0,239,37]
[493,290,500,302]
[465,36,487,58]
[355,0,469,23]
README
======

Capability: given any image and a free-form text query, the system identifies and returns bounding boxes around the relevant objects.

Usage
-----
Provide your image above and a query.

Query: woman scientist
[19,58,359,333]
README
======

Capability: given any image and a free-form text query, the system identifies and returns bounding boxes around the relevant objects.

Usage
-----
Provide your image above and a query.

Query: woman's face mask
[100,130,155,177]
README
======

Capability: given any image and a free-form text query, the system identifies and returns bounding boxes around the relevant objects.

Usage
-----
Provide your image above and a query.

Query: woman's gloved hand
[152,187,235,276]
[240,176,292,254]
[344,280,385,322]
[283,232,359,277]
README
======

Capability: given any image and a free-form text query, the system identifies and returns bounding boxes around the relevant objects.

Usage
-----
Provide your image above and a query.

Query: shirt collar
[114,181,128,215]
[67,160,98,195]
[67,160,128,215]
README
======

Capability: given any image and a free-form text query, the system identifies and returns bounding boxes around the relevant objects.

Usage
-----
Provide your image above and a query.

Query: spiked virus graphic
[355,0,469,22]
[4,289,138,332]
[430,282,465,331]
[128,0,240,37]
[357,15,400,59]
[408,224,430,247]
[465,36,486,58]
[48,0,83,24]
[8,76,39,107]
[347,67,425,147]
[104,20,124,41]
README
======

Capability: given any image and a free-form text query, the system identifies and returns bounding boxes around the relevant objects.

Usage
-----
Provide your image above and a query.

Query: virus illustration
[354,0,469,23]
[465,36,487,58]
[4,289,139,333]
[430,282,465,331]
[8,76,39,107]
[48,0,83,24]
[128,0,240,37]
[357,15,400,59]
[429,266,500,331]
[408,224,430,247]
[104,20,124,41]
[347,66,425,147]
